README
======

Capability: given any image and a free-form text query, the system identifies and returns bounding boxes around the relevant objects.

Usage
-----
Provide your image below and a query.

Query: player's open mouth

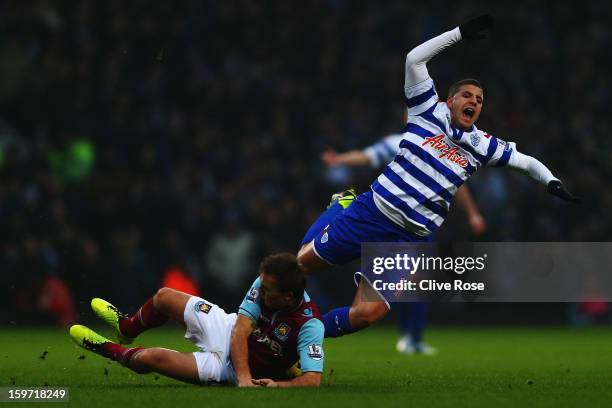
[462,107,475,120]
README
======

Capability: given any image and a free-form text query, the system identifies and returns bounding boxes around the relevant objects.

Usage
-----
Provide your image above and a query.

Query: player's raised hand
[459,15,495,40]
[547,180,581,203]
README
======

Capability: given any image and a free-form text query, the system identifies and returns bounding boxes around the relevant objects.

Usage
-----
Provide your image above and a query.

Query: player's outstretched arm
[321,148,372,167]
[230,315,256,387]
[405,15,494,89]
[508,151,580,203]
[454,185,487,235]
[252,372,322,388]
[322,134,405,168]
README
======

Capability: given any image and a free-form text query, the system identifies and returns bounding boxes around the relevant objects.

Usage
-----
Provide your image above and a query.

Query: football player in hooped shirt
[299,15,580,340]
[69,253,324,387]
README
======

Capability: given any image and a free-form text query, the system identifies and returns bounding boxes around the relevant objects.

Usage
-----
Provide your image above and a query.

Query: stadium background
[1,1,609,327]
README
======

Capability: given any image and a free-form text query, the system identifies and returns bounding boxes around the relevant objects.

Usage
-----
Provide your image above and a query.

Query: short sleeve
[238,277,262,322]
[297,319,325,373]
[364,134,404,168]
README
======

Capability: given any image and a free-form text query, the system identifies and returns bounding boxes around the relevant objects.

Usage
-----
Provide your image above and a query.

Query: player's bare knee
[153,287,175,309]
[297,251,313,275]
[297,245,328,275]
[297,243,310,258]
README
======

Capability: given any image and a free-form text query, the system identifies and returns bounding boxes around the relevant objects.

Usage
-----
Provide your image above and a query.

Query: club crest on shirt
[274,323,291,341]
[470,133,480,147]
[195,301,213,314]
[321,232,329,243]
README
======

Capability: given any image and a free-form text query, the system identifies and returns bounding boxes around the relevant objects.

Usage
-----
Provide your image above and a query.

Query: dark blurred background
[1,1,609,326]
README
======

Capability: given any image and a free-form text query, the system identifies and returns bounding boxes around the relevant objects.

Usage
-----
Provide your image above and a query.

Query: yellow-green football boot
[91,298,134,344]
[69,324,112,356]
[328,188,357,209]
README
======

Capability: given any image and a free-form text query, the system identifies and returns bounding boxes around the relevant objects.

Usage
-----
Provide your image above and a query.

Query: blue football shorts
[311,191,431,265]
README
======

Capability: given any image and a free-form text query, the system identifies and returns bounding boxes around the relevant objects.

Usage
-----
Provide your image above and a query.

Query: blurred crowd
[1,1,610,323]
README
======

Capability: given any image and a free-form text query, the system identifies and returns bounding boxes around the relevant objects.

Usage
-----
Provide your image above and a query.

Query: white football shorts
[183,296,238,384]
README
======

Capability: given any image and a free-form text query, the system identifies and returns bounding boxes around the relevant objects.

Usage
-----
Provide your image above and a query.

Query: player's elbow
[301,372,322,387]
[405,50,421,71]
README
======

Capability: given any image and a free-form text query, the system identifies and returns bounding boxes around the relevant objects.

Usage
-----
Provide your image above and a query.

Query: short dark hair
[448,79,483,98]
[259,252,305,299]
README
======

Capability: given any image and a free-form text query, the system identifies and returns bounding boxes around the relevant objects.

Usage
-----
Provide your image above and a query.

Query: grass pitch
[1,325,612,407]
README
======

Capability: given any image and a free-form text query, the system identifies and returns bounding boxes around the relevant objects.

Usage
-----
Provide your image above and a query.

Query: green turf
[1,325,612,407]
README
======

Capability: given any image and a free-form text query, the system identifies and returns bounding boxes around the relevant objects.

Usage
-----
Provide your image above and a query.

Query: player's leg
[299,189,357,275]
[92,287,191,342]
[130,348,200,384]
[119,287,190,337]
[69,325,200,384]
[151,287,192,322]
[405,302,437,355]
[396,303,412,352]
[349,276,390,327]
[324,275,390,337]
[297,241,331,275]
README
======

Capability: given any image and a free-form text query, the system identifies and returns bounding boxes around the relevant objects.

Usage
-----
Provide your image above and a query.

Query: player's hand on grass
[459,15,495,40]
[252,378,278,388]
[238,377,256,388]
[547,180,581,203]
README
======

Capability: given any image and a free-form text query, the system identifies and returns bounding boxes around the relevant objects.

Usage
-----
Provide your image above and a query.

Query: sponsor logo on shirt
[421,134,469,167]
[307,344,323,360]
[252,328,284,356]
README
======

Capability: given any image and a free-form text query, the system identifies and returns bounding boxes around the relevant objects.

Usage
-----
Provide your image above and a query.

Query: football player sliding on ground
[70,253,324,387]
[301,15,580,339]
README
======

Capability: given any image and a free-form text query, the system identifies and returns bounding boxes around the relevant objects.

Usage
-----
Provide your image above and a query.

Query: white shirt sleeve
[404,27,462,90]
[363,134,404,168]
[507,150,559,185]
[486,137,558,185]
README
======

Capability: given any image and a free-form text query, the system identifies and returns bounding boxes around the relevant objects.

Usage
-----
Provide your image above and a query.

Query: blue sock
[408,302,428,345]
[323,306,355,338]
[300,202,344,246]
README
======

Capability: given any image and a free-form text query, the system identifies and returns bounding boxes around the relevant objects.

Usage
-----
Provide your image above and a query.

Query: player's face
[259,273,294,310]
[446,85,483,131]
